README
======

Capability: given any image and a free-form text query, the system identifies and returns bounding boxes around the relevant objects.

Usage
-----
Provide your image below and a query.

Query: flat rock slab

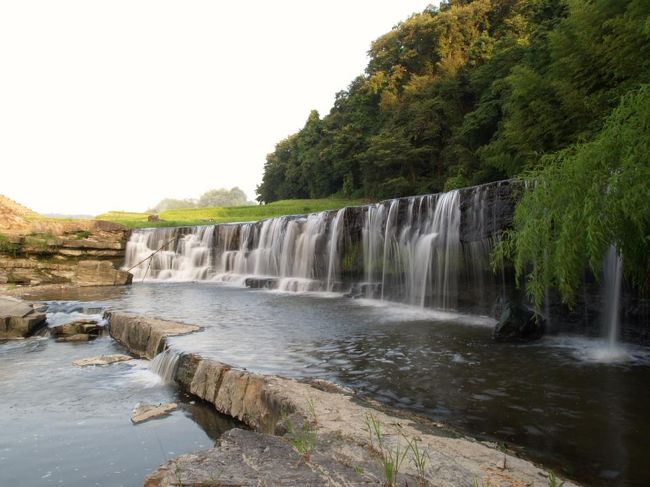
[0,295,34,318]
[73,354,133,367]
[107,312,203,359]
[0,295,47,338]
[131,403,178,424]
[171,353,579,487]
[145,428,368,487]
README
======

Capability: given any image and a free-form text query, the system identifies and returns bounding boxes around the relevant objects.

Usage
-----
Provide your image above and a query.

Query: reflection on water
[26,282,650,487]
[0,300,237,487]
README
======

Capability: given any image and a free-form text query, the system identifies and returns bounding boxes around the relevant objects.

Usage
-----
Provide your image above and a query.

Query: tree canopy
[256,0,650,302]
[150,187,252,212]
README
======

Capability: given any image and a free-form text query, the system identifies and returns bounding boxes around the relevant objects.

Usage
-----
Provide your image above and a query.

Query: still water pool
[0,299,235,486]
[10,282,650,486]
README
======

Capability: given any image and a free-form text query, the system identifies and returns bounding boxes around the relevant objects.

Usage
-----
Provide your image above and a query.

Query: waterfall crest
[123,184,508,312]
[150,348,181,384]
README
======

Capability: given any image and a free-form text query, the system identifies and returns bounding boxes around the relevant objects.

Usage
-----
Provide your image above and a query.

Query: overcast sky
[1,1,433,215]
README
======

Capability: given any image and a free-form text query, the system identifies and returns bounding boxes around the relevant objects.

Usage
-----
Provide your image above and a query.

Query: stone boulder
[106,312,202,359]
[131,402,178,424]
[493,295,545,342]
[0,295,47,338]
[244,277,278,289]
[51,319,103,341]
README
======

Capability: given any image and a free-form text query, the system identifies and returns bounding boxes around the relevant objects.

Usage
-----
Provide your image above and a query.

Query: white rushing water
[123,187,500,311]
[603,245,623,346]
[150,348,181,384]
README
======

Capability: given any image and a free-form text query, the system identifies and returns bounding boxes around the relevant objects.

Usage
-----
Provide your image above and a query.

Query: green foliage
[197,187,250,208]
[148,198,197,213]
[258,0,648,198]
[149,187,252,213]
[74,230,92,240]
[404,435,430,486]
[255,0,650,302]
[547,472,566,487]
[365,413,408,487]
[499,85,650,306]
[286,398,318,462]
[0,233,22,257]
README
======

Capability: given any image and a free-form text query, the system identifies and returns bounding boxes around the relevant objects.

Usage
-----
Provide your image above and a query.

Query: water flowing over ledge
[104,312,578,487]
[124,181,515,316]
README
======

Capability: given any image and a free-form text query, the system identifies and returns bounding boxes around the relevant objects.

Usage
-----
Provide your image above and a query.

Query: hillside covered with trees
[257,0,650,302]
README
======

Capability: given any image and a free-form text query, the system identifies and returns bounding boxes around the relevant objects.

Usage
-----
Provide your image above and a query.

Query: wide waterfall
[124,184,509,312]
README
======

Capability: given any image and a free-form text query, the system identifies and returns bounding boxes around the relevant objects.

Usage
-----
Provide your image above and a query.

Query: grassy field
[96,198,368,228]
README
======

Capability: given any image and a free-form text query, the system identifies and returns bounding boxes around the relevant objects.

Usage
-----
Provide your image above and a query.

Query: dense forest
[257,0,650,303]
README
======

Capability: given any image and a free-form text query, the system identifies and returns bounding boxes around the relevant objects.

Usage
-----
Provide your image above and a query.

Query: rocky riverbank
[0,218,132,287]
[106,312,577,487]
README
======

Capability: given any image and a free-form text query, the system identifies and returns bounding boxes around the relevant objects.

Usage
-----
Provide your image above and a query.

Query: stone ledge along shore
[106,312,578,487]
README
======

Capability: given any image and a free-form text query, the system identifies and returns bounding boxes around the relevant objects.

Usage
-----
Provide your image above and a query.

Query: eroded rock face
[74,260,132,287]
[0,221,132,287]
[0,295,47,338]
[106,312,202,359]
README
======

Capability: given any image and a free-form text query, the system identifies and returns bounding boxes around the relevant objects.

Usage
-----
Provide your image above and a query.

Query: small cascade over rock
[150,348,181,384]
[123,182,514,313]
[603,245,623,347]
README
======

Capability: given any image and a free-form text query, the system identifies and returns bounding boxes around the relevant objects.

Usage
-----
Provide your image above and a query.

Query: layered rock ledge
[107,312,577,487]
[107,312,202,359]
[0,220,131,287]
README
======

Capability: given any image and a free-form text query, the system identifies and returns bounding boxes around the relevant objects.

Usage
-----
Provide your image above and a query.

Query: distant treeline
[149,187,254,212]
[256,0,649,203]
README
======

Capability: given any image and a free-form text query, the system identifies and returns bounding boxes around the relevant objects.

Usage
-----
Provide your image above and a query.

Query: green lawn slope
[96,198,368,228]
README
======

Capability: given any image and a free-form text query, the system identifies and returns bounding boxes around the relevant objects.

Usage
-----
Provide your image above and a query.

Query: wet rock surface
[0,295,47,338]
[107,312,202,359]
[52,319,104,339]
[493,296,545,342]
[158,352,577,487]
[112,313,577,487]
[131,402,179,424]
[72,354,133,367]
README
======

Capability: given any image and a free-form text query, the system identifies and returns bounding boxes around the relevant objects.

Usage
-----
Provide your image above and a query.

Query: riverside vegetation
[98,198,365,228]
[255,0,650,305]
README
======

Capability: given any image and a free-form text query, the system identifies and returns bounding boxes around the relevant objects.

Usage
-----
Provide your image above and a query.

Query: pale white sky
[1,1,433,215]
